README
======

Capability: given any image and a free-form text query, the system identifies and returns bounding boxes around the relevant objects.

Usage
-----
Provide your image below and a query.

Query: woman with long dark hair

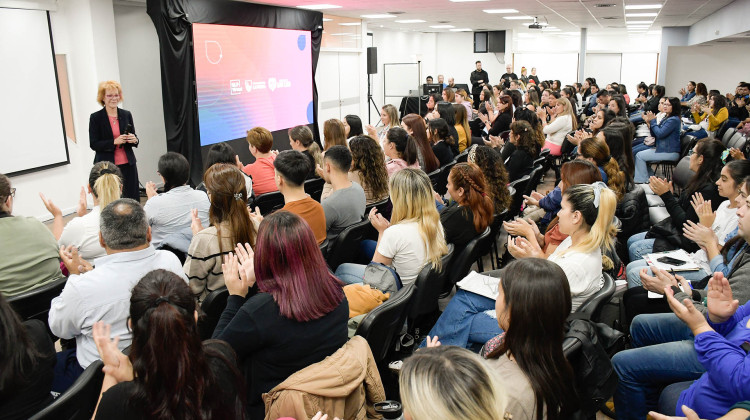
[601,120,635,186]
[504,120,539,182]
[323,119,347,150]
[384,127,420,177]
[185,164,259,302]
[440,163,494,249]
[427,118,456,167]
[199,142,254,196]
[633,97,682,183]
[402,113,440,174]
[343,114,363,140]
[91,270,245,419]
[480,95,513,138]
[213,211,348,419]
[0,292,56,419]
[689,94,729,140]
[348,135,390,205]
[627,138,726,261]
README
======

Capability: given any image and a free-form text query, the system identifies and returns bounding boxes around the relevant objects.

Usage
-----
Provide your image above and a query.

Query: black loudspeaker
[367,47,377,74]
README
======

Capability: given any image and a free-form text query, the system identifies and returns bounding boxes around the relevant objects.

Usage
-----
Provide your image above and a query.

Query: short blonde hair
[97,81,123,106]
[246,127,273,153]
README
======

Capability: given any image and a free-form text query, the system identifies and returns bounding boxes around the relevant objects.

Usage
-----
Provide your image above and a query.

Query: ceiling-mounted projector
[528,17,546,30]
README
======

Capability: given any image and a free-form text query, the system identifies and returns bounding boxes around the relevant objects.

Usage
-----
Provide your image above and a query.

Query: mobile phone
[657,256,686,266]
[125,124,134,135]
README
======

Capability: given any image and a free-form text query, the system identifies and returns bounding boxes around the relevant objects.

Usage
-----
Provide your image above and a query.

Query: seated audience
[600,121,635,187]
[384,126,421,177]
[0,173,64,297]
[440,163,494,249]
[243,127,279,195]
[0,292,56,419]
[454,104,471,153]
[633,97,682,183]
[577,137,626,199]
[682,82,708,109]
[40,161,122,261]
[143,153,210,251]
[213,211,348,419]
[366,104,400,145]
[335,168,448,286]
[427,118,456,167]
[503,120,538,182]
[198,142,253,196]
[467,145,511,213]
[185,164,258,302]
[628,139,725,261]
[90,270,244,419]
[727,82,750,125]
[679,81,697,102]
[430,102,460,155]
[402,113,440,174]
[274,150,327,245]
[323,118,347,150]
[479,95,513,138]
[539,97,576,156]
[609,95,628,117]
[455,88,473,118]
[49,198,187,392]
[425,182,616,348]
[690,94,729,140]
[343,114,364,141]
[348,136,390,205]
[567,109,616,151]
[320,146,366,245]
[442,87,455,103]
[288,125,322,179]
[400,346,508,420]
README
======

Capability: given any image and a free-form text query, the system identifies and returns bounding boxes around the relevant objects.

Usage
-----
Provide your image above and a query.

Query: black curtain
[147,0,323,185]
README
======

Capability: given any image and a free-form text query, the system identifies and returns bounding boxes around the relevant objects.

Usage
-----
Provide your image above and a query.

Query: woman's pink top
[108,115,128,165]
[386,158,420,177]
[243,155,278,195]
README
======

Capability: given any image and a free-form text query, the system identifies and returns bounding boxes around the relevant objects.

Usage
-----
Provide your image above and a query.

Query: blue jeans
[626,259,710,288]
[634,148,680,183]
[630,114,645,124]
[658,381,695,416]
[632,142,651,156]
[419,289,502,350]
[335,263,366,284]
[690,128,708,140]
[628,232,655,262]
[612,313,705,420]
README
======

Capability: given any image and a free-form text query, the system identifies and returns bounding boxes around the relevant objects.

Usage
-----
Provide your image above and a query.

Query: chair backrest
[575,272,616,321]
[523,164,544,198]
[319,238,330,259]
[532,155,546,169]
[445,227,492,294]
[364,198,390,218]
[672,156,694,191]
[455,150,469,163]
[8,277,67,324]
[427,168,441,193]
[29,360,105,420]
[434,160,457,196]
[304,177,326,202]
[507,175,530,219]
[539,148,551,159]
[355,283,416,364]
[198,286,229,340]
[728,132,747,150]
[255,191,285,215]
[326,218,377,271]
[722,127,737,146]
[409,244,455,322]
[715,120,730,142]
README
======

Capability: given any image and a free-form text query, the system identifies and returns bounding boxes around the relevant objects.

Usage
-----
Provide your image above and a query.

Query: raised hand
[190,208,204,235]
[682,220,718,252]
[92,321,133,383]
[235,155,244,170]
[368,207,390,233]
[706,273,739,324]
[76,186,88,217]
[39,192,62,217]
[223,252,250,298]
[507,236,543,259]
[425,336,442,348]
[145,181,158,200]
[234,242,256,289]
[690,193,715,227]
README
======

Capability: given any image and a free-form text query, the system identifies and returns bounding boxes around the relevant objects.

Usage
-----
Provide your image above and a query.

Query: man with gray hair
[48,198,187,392]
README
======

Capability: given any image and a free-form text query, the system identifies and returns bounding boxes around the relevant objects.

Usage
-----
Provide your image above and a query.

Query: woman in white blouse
[538,97,577,156]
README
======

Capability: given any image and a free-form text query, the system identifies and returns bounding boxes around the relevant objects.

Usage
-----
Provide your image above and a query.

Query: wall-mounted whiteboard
[584,53,622,88]
[384,63,420,97]
[0,8,68,176]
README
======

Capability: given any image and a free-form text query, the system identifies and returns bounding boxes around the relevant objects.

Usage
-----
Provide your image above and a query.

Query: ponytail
[88,162,123,208]
[562,183,617,255]
[449,163,494,232]
[602,158,625,200]
[388,127,418,166]
[307,141,323,169]
[204,164,256,251]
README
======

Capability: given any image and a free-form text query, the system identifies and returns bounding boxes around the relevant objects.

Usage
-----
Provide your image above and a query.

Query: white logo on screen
[268,78,277,92]
[230,80,242,95]
[205,41,222,65]
[245,80,253,92]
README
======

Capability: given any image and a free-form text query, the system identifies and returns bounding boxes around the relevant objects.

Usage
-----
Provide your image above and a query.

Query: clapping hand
[507,236,543,259]
[729,148,745,161]
[145,181,158,200]
[649,176,672,196]
[639,266,679,295]
[223,248,255,298]
[234,155,244,170]
[705,273,739,324]
[190,209,204,235]
[503,218,536,240]
[665,283,712,336]
[485,135,504,148]
[92,321,133,383]
[76,186,88,217]
[682,220,718,252]
[247,206,263,224]
[365,124,378,139]
[59,245,93,275]
[649,405,703,420]
[425,336,442,348]
[39,193,62,218]
[368,207,390,234]
[690,192,715,227]
[523,190,544,207]
[643,111,656,123]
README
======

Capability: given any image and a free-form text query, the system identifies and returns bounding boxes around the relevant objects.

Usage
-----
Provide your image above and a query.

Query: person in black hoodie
[470,61,490,109]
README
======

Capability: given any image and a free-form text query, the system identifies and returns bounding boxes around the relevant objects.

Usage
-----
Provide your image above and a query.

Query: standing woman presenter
[89,81,140,200]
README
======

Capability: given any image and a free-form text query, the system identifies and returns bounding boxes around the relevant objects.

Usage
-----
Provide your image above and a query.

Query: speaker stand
[367,74,380,125]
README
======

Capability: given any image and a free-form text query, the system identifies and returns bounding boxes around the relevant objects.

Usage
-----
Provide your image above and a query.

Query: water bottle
[374,400,404,420]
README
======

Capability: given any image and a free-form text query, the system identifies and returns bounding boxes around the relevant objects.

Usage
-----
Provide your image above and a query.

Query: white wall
[664,43,750,98]
[688,0,750,45]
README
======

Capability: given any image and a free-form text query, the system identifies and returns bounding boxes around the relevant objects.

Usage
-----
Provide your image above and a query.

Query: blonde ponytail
[94,173,122,209]
[563,183,617,255]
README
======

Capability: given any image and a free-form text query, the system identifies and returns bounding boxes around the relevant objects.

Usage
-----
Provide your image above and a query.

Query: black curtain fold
[147,0,323,185]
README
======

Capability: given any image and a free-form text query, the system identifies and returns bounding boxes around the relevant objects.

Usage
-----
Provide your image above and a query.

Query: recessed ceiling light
[626,20,653,24]
[449,28,473,31]
[503,16,534,20]
[394,19,426,23]
[296,4,341,10]
[625,12,658,17]
[322,18,333,21]
[338,22,361,26]
[430,24,455,28]
[625,4,662,9]
[627,25,650,29]
[361,14,396,18]
[482,9,519,14]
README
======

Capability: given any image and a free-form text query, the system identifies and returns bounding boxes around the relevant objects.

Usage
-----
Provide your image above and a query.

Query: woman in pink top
[243,127,278,195]
[88,81,140,200]
[383,127,420,177]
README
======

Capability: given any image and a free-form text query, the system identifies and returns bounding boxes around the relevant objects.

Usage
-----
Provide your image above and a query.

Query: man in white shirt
[48,198,187,393]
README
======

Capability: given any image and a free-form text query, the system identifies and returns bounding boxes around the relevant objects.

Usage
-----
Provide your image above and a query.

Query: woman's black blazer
[89,107,138,165]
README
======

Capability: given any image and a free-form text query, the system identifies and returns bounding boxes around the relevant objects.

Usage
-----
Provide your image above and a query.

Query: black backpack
[564,315,623,419]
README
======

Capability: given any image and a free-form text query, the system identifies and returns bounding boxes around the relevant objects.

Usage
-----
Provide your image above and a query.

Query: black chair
[455,150,469,163]
[575,272,616,322]
[427,168,441,194]
[523,164,545,198]
[681,133,698,157]
[255,191,285,215]
[434,161,457,196]
[532,155,546,169]
[507,175,530,219]
[319,238,330,259]
[364,197,389,218]
[304,177,326,202]
[355,283,415,364]
[652,160,677,181]
[539,148,551,159]
[672,156,694,192]
[485,210,509,270]
[326,218,377,271]
[198,286,229,340]
[408,244,455,327]
[8,277,67,326]
[443,227,491,296]
[29,360,105,420]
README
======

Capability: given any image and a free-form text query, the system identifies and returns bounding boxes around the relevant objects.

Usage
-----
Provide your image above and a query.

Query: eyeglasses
[9,188,15,198]
[105,94,120,99]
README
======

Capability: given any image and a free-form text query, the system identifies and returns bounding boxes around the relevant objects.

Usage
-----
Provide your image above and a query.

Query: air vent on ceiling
[716,40,734,43]
[601,16,619,20]
[438,21,450,23]
[594,3,616,7]
[388,11,405,14]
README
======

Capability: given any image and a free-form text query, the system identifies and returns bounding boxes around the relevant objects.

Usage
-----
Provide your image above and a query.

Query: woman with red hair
[212,211,348,419]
